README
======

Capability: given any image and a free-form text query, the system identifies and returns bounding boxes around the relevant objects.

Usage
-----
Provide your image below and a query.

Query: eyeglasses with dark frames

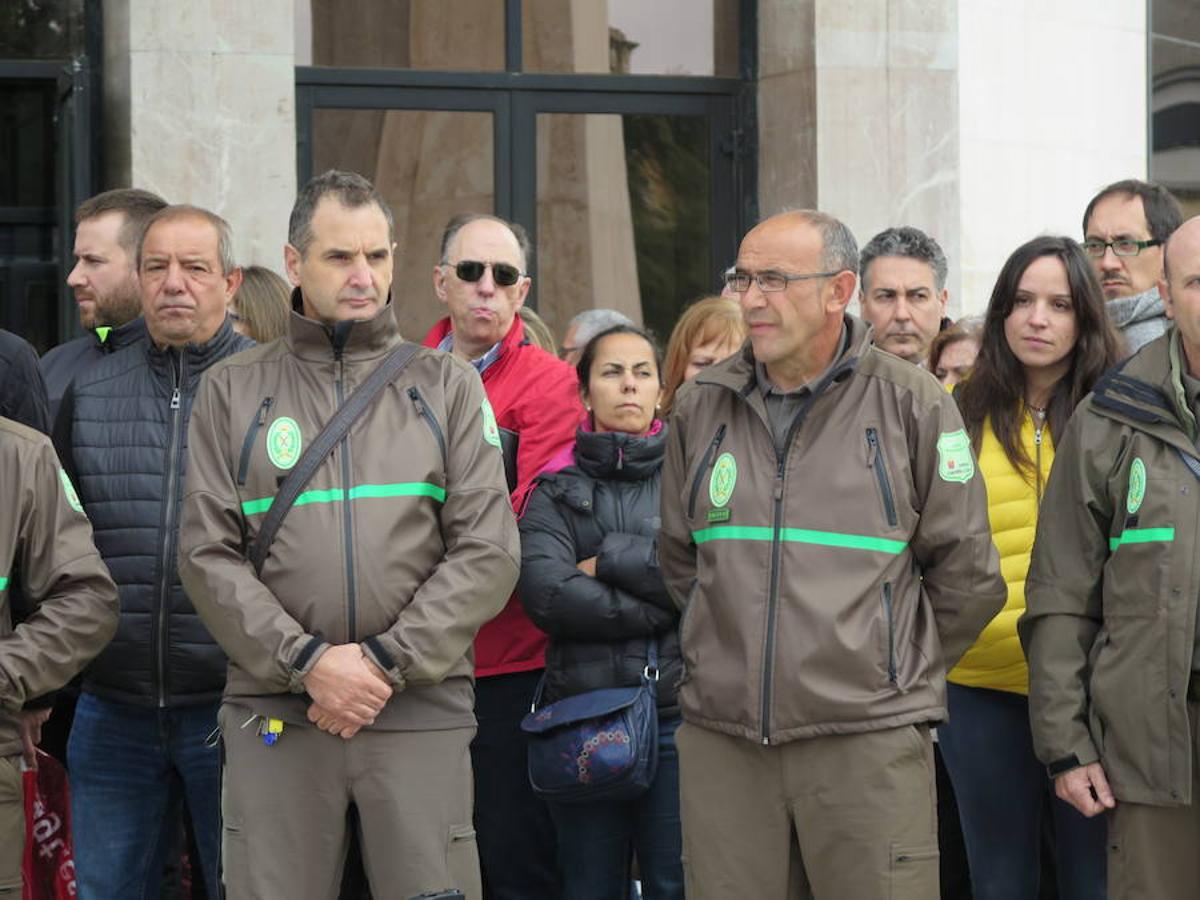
[1081,238,1162,259]
[723,269,841,293]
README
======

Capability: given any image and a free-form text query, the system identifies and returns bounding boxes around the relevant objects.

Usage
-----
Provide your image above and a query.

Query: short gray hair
[439,213,532,272]
[785,210,860,275]
[568,308,634,345]
[859,226,948,293]
[289,170,395,257]
[137,205,237,275]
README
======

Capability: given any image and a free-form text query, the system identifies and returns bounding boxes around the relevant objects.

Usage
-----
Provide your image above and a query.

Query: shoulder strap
[248,341,422,574]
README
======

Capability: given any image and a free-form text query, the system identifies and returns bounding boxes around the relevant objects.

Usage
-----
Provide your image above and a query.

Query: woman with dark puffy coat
[519,324,683,900]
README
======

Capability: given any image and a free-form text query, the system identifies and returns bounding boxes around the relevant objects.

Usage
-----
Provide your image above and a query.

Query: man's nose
[162,261,186,291]
[67,261,85,287]
[348,257,372,288]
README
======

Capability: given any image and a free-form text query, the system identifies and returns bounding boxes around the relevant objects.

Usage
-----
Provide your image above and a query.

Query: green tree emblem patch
[266,417,302,470]
[936,429,975,483]
[1126,457,1146,514]
[481,398,502,448]
[709,452,737,508]
[59,468,84,513]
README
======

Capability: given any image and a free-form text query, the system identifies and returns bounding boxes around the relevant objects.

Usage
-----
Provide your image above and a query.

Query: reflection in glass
[523,0,739,76]
[536,113,711,343]
[1150,0,1200,218]
[296,0,505,71]
[0,0,83,61]
[311,108,495,338]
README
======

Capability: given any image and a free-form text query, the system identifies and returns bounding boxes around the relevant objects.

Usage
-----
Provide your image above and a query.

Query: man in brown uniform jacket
[1021,215,1200,899]
[0,417,119,895]
[660,210,1005,899]
[179,171,520,899]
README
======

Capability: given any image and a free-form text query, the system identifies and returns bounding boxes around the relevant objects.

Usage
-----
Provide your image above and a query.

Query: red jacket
[424,315,583,677]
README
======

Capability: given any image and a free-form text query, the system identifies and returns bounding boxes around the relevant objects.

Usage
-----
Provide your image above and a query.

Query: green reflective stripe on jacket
[0,576,7,591]
[1108,526,1176,551]
[691,525,908,555]
[241,482,447,516]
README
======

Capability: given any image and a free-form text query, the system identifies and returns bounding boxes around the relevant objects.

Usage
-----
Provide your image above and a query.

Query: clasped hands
[303,643,393,739]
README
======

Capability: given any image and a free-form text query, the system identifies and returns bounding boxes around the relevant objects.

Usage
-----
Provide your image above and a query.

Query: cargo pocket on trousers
[446,823,480,896]
[889,842,938,900]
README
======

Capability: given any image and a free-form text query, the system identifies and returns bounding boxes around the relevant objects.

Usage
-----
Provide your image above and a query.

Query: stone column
[102,0,297,272]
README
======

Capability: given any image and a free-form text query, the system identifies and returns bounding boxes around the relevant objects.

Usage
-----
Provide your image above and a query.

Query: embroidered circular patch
[481,398,502,448]
[709,452,737,508]
[266,416,302,470]
[1126,457,1146,515]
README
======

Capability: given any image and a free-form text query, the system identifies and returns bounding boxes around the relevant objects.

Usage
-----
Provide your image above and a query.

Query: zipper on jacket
[882,581,897,684]
[866,427,898,527]
[1034,421,1044,503]
[236,397,273,486]
[156,352,187,707]
[687,424,727,518]
[335,353,358,640]
[408,386,446,464]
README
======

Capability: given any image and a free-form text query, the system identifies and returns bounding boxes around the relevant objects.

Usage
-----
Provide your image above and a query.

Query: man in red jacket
[425,213,582,899]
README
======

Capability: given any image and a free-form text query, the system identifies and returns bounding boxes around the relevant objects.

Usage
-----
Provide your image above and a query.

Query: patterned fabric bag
[521,640,659,804]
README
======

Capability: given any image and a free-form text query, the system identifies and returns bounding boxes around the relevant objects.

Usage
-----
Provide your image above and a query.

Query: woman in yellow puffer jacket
[940,236,1122,900]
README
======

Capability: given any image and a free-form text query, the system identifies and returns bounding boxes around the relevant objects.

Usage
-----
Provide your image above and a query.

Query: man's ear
[433,264,449,303]
[938,288,949,315]
[1160,277,1174,320]
[826,270,857,314]
[284,244,302,287]
[223,266,244,303]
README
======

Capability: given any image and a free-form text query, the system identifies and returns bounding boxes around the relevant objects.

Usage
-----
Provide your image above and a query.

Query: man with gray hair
[661,210,1004,898]
[858,226,950,366]
[559,308,634,365]
[54,204,252,899]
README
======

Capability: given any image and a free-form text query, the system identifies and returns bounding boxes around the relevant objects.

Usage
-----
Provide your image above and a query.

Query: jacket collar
[145,314,249,377]
[286,288,402,362]
[95,316,147,352]
[572,420,667,481]
[422,315,528,380]
[1091,327,1199,455]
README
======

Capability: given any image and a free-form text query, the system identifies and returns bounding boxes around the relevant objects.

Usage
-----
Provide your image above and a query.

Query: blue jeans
[938,683,1106,900]
[68,692,221,900]
[549,715,684,900]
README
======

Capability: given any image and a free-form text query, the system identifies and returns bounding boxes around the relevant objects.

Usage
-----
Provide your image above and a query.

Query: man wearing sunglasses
[425,213,582,900]
[1082,179,1183,353]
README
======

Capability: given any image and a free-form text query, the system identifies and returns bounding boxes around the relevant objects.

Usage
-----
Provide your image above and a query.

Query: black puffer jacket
[54,318,253,707]
[41,317,147,425]
[519,422,682,714]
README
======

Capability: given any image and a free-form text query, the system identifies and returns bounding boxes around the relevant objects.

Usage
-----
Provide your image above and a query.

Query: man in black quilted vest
[52,204,252,900]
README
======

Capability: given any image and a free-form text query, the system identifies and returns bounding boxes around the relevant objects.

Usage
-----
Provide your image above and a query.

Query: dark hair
[75,188,168,256]
[137,204,237,275]
[1082,179,1183,243]
[928,317,983,374]
[438,213,533,272]
[575,324,663,395]
[859,225,949,292]
[289,170,394,257]
[956,236,1121,481]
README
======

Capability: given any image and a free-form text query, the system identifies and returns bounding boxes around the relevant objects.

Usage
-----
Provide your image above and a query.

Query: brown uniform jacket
[1021,330,1200,806]
[178,301,520,730]
[660,315,1005,745]
[0,417,118,756]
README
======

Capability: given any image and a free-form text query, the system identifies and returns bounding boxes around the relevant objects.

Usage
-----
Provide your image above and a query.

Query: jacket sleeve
[908,388,1006,669]
[659,398,697,611]
[1017,410,1109,774]
[0,435,118,712]
[179,370,331,692]
[595,533,674,612]
[0,335,51,435]
[518,485,677,640]
[360,367,520,687]
[510,359,582,515]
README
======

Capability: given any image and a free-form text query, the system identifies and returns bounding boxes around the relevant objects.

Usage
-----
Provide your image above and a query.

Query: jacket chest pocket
[686,424,727,521]
[865,426,898,529]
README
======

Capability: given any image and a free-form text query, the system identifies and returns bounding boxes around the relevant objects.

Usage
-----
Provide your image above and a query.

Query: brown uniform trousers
[0,756,20,894]
[219,705,480,900]
[1106,699,1200,900]
[677,721,939,899]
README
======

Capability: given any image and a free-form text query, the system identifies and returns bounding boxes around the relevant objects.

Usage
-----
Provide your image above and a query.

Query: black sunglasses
[450,260,524,287]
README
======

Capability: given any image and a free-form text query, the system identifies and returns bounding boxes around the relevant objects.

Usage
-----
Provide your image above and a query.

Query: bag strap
[248,341,422,575]
[644,637,660,695]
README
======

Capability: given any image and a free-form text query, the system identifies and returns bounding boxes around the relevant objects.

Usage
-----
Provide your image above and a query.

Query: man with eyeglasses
[424,213,581,900]
[1082,178,1183,353]
[660,210,1004,899]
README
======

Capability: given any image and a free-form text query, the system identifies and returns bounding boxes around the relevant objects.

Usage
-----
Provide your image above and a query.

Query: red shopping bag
[21,751,76,900]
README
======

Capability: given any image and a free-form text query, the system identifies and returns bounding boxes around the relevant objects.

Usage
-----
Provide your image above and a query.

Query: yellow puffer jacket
[948,412,1051,694]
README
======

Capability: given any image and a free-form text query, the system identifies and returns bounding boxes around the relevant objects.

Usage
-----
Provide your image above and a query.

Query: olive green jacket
[660,316,1005,744]
[0,417,119,757]
[1021,329,1200,806]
